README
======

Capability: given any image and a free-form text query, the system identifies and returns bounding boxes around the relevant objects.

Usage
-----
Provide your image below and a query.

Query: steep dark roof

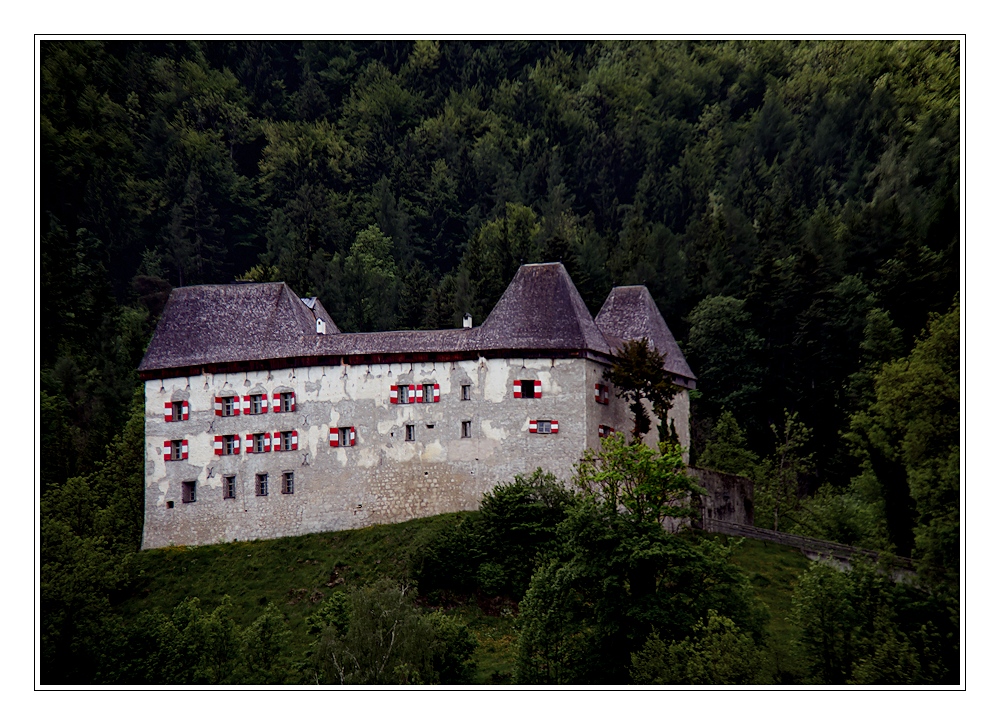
[303,328,474,356]
[595,285,696,384]
[139,283,333,371]
[139,267,695,384]
[472,263,611,354]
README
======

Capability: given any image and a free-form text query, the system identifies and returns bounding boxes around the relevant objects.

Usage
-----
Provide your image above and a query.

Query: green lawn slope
[119,515,810,684]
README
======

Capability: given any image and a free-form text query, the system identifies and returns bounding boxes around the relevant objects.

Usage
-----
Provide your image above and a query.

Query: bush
[514,499,768,684]
[308,579,478,685]
[792,559,958,684]
[631,611,765,685]
[415,470,574,600]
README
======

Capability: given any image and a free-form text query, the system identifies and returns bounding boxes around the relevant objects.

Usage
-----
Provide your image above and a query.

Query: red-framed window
[244,394,268,415]
[274,430,298,451]
[214,434,241,456]
[164,439,189,461]
[215,395,240,417]
[246,432,272,453]
[329,426,357,447]
[273,391,296,413]
[513,380,541,399]
[164,400,189,421]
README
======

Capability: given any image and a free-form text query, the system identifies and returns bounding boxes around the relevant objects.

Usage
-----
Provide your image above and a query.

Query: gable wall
[144,355,683,549]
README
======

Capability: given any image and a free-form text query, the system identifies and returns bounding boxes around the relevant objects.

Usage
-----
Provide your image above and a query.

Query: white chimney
[316,318,326,335]
[463,313,473,329]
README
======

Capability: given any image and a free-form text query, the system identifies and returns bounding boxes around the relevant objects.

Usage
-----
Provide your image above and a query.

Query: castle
[138,263,699,549]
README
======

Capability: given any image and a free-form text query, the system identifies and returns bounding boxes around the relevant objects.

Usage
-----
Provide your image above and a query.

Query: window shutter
[273,392,280,411]
[214,435,223,456]
[528,420,537,433]
[182,401,189,420]
[215,396,223,416]
[181,440,189,460]
[164,401,173,422]
[261,395,269,413]
[245,433,254,453]
[390,385,398,404]
[234,436,241,454]
[513,380,522,399]
[408,385,416,404]
[264,432,271,453]
[433,383,440,402]
[595,383,602,403]
[551,420,559,434]
[243,397,251,415]
[290,392,296,412]
[291,430,298,451]
[350,427,356,446]
[535,383,542,399]
[233,395,241,416]
[329,428,339,447]
[163,440,172,461]
[415,385,424,403]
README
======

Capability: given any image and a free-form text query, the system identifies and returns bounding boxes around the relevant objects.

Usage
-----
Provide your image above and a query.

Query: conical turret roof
[595,285,696,386]
[471,263,611,354]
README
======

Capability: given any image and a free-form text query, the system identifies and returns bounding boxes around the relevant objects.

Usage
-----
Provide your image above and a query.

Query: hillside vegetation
[113,512,806,685]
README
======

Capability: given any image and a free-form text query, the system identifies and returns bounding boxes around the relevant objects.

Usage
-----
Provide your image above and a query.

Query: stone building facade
[138,263,697,549]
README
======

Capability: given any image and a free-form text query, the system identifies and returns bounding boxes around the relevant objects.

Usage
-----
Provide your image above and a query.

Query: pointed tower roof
[595,285,696,387]
[139,282,337,372]
[471,262,611,355]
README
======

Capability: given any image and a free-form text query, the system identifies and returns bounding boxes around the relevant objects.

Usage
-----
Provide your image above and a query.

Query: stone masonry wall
[143,355,689,549]
[690,467,755,527]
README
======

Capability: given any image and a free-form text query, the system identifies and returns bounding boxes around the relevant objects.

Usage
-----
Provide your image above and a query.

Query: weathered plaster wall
[143,355,679,549]
[583,361,691,460]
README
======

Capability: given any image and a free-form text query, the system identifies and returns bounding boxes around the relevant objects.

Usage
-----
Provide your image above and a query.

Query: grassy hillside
[119,515,810,684]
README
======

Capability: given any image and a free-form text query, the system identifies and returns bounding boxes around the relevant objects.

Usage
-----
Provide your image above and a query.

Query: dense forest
[39,40,960,684]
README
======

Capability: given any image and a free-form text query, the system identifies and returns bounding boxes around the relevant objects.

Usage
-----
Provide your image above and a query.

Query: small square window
[280,392,294,413]
[515,380,540,399]
[462,384,471,401]
[171,401,184,420]
[423,383,434,402]
[276,431,294,451]
[170,439,184,461]
[405,424,415,442]
[250,394,263,415]
[400,386,411,404]
[182,480,196,503]
[223,434,237,456]
[166,500,174,509]
[537,420,552,434]
[461,421,472,438]
[222,396,236,417]
[223,475,236,499]
[339,427,353,447]
[256,473,269,496]
[253,433,266,453]
[282,472,294,495]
